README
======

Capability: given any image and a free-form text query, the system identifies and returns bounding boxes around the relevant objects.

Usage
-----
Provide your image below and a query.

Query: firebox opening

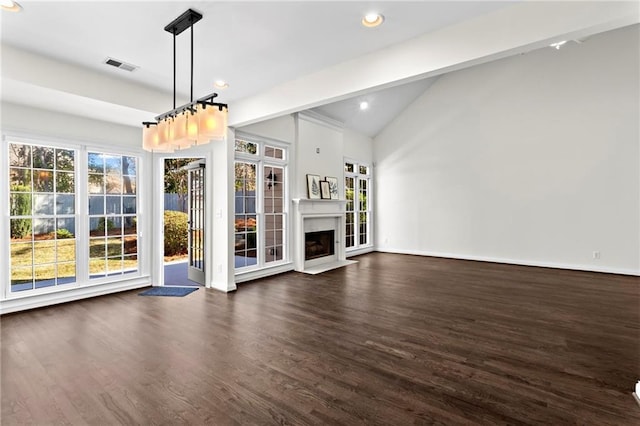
[305,230,335,261]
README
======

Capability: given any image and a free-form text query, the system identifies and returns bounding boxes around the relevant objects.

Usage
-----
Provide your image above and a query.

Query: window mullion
[355,175,360,249]
[2,140,9,298]
[257,159,264,268]
[76,146,89,283]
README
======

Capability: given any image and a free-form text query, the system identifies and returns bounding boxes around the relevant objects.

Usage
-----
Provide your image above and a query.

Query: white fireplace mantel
[292,198,347,214]
[291,199,355,273]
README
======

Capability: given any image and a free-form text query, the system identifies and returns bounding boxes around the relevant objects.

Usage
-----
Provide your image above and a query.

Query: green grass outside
[10,238,138,282]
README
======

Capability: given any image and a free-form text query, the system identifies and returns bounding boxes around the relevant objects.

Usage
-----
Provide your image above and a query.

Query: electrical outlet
[593,251,601,260]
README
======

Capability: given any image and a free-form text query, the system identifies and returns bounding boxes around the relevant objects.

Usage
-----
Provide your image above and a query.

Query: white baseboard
[0,277,151,315]
[375,247,640,277]
[346,246,375,258]
[235,262,295,284]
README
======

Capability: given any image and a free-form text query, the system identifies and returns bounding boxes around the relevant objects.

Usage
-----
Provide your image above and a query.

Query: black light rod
[173,33,176,109]
[190,24,194,102]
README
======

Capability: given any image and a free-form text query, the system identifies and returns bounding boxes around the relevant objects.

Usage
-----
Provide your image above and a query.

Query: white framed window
[345,160,372,250]
[87,152,139,279]
[4,138,142,296]
[8,142,77,292]
[234,135,288,270]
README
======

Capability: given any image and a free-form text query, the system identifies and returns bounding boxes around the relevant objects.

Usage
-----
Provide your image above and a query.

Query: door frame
[152,149,212,287]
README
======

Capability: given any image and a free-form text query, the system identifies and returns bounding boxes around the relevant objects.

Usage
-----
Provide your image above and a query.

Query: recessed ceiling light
[1,0,22,12]
[550,40,567,50]
[362,12,384,28]
[214,80,229,89]
[359,101,369,110]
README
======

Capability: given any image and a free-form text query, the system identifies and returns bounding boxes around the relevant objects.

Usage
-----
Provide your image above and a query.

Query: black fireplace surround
[305,230,335,261]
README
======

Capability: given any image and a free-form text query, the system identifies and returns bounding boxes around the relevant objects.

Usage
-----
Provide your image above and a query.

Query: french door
[186,161,205,285]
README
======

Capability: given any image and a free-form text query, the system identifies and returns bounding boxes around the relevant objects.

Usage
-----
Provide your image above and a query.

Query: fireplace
[305,230,335,261]
[292,198,356,274]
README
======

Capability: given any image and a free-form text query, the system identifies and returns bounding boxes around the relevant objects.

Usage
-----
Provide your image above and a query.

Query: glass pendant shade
[187,111,199,142]
[198,105,227,142]
[153,119,173,152]
[172,112,191,149]
[195,105,211,145]
[142,125,158,151]
[158,118,171,145]
[143,123,174,152]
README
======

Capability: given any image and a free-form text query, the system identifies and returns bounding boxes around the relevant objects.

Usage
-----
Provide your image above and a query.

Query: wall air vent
[104,57,138,72]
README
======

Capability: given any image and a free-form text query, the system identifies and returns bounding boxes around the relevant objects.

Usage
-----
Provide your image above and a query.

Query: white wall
[374,24,640,275]
[236,115,295,144]
[343,128,373,165]
[295,115,345,199]
[2,102,141,147]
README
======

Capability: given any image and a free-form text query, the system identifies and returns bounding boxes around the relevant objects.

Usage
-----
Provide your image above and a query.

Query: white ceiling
[312,77,438,137]
[1,1,637,136]
[0,1,514,133]
[1,1,510,101]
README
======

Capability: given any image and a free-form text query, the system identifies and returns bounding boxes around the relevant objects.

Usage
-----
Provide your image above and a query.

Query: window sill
[0,275,151,314]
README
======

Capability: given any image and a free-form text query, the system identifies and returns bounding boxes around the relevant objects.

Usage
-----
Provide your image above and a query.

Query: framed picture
[306,174,321,199]
[320,180,331,199]
[325,176,339,200]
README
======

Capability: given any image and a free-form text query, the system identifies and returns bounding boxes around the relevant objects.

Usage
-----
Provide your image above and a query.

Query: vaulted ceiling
[1,1,638,136]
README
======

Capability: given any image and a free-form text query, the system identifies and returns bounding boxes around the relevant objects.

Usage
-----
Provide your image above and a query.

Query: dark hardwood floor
[2,253,639,425]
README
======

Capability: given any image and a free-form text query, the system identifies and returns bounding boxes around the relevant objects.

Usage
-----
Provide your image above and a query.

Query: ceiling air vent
[104,57,138,72]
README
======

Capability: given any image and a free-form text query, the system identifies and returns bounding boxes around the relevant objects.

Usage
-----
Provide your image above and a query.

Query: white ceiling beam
[229,1,640,127]
[1,44,173,117]
[2,78,155,128]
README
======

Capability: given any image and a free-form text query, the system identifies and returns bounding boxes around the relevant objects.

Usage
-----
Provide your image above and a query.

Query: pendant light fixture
[142,9,228,152]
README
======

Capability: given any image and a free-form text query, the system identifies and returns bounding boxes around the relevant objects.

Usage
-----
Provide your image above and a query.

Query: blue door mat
[139,287,199,297]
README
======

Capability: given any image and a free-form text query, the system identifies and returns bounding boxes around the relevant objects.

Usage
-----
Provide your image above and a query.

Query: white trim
[235,262,294,283]
[346,246,375,258]
[152,153,165,287]
[297,111,344,132]
[376,247,640,277]
[209,279,237,292]
[0,276,151,314]
[234,130,292,148]
[344,159,373,250]
[1,136,10,299]
[2,131,145,156]
[76,144,89,283]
